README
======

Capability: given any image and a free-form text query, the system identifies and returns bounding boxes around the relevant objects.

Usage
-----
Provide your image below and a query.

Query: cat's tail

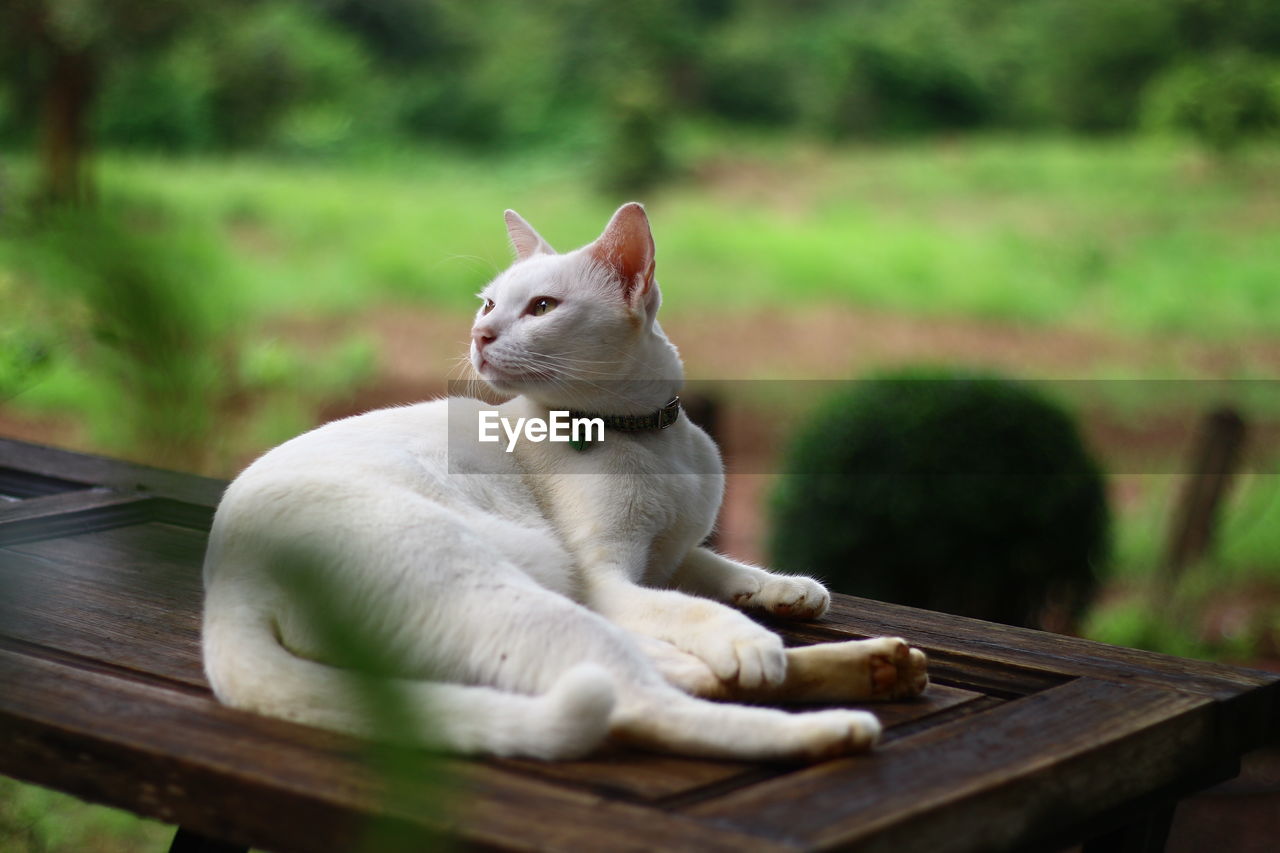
[202,598,616,760]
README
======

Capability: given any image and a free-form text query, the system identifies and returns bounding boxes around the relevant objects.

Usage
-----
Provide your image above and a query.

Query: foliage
[769,369,1111,629]
[0,205,240,468]
[92,2,383,155]
[1143,51,1280,153]
[0,0,207,202]
[596,84,675,195]
[1008,0,1180,131]
[0,777,171,853]
[1085,470,1280,661]
[6,0,1280,161]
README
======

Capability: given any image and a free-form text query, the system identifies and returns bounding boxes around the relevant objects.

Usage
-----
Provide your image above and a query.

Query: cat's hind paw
[794,709,882,760]
[868,637,929,700]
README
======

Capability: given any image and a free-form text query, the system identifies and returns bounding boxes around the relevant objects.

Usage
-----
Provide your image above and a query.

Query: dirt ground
[346,302,1280,392]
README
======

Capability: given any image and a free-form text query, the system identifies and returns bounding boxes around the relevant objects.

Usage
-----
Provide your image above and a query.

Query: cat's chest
[520,425,723,580]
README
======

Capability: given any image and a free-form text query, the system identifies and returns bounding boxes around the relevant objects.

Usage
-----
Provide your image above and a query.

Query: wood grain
[0,463,88,499]
[1,523,207,686]
[821,597,1278,699]
[0,438,225,507]
[683,678,1221,852]
[0,647,793,853]
[489,684,982,805]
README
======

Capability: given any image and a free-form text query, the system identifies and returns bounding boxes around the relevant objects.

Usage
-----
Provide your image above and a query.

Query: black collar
[570,396,681,432]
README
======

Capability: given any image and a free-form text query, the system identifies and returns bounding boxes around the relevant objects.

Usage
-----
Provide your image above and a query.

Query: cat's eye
[480,298,495,315]
[527,296,559,317]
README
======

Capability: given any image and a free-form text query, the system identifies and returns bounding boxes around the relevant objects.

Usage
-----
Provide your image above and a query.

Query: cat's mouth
[476,357,554,388]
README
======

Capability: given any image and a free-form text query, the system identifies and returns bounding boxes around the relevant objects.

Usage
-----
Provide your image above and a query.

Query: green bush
[94,1,383,155]
[1142,51,1280,153]
[95,40,217,153]
[769,370,1111,629]
[1011,0,1178,131]
[595,83,674,195]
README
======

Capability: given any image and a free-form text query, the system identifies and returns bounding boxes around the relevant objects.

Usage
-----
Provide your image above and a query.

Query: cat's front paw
[682,614,787,690]
[734,574,830,620]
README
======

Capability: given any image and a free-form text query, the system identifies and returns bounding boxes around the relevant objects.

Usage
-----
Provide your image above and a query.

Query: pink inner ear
[505,209,555,261]
[590,204,655,299]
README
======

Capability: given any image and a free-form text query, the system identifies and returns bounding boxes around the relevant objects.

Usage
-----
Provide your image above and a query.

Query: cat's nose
[472,328,497,353]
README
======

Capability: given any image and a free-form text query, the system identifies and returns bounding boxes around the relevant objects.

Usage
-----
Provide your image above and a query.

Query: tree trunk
[38,42,95,207]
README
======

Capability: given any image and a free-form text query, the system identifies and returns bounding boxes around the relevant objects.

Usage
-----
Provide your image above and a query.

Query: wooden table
[1,436,1276,853]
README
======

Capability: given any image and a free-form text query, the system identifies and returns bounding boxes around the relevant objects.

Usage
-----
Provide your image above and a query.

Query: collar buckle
[658,396,681,429]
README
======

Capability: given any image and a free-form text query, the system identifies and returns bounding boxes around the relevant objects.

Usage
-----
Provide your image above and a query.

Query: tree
[0,1,204,206]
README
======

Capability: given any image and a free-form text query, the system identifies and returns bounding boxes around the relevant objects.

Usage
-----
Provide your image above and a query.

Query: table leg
[167,826,248,853]
[1081,802,1177,853]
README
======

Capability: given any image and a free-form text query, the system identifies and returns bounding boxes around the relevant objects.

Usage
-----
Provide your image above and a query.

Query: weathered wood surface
[0,436,1276,853]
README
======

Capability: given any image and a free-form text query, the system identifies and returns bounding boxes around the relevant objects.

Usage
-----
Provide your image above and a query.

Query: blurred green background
[1,1,1278,849]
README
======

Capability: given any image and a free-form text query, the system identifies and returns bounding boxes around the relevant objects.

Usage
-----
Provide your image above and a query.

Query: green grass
[669,135,1280,336]
[4,136,1277,458]
[0,777,172,853]
[1108,473,1280,585]
[1084,470,1280,659]
[7,134,1278,337]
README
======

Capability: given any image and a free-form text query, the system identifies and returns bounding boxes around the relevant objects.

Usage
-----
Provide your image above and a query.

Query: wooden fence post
[1160,406,1248,586]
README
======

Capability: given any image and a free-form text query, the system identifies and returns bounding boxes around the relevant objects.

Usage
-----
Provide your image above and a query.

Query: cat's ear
[504,209,556,261]
[589,202,656,313]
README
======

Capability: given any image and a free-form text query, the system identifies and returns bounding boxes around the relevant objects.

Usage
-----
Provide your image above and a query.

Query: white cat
[202,203,927,762]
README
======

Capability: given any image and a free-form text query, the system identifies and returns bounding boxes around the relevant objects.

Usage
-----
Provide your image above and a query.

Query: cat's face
[470,204,673,406]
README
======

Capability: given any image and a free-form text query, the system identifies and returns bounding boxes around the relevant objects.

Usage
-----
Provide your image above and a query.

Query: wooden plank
[504,681,993,809]
[771,617,1070,699]
[0,439,1272,852]
[0,635,207,696]
[0,487,140,524]
[0,540,990,809]
[492,751,779,805]
[6,519,211,579]
[684,678,1221,853]
[815,596,1280,751]
[0,465,88,499]
[0,539,206,687]
[0,489,156,545]
[496,685,981,803]
[489,684,980,806]
[853,683,981,729]
[821,597,1278,697]
[876,695,1004,748]
[0,437,225,508]
[0,647,794,853]
[0,498,992,810]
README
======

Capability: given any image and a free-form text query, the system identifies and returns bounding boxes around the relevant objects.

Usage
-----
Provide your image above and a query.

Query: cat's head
[469,203,681,413]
